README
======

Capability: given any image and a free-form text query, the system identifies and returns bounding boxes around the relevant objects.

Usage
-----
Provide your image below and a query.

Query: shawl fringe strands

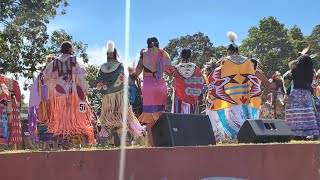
[46,92,95,144]
[100,90,125,129]
[43,54,94,144]
[94,58,125,131]
[207,54,262,142]
[127,105,144,137]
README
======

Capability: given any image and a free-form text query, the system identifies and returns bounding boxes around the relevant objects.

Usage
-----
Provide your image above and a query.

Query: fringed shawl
[94,62,124,95]
[207,56,262,110]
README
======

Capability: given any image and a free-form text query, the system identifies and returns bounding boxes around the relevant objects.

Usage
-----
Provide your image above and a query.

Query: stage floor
[1,142,320,180]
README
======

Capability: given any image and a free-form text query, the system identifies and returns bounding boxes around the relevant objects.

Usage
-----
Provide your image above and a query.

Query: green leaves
[164,32,216,69]
[0,0,90,93]
[0,0,69,77]
[86,65,102,116]
[240,16,320,78]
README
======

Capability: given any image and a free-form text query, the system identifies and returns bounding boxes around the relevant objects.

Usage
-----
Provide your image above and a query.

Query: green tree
[86,65,102,116]
[20,94,28,114]
[241,16,293,77]
[288,25,308,57]
[22,29,89,89]
[214,45,227,60]
[48,29,89,63]
[307,25,320,70]
[0,0,69,76]
[164,32,216,68]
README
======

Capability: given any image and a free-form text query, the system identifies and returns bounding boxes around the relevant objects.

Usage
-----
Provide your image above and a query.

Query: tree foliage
[240,16,294,77]
[48,29,89,63]
[164,32,216,68]
[86,65,102,116]
[241,17,320,77]
[307,25,320,69]
[0,0,69,77]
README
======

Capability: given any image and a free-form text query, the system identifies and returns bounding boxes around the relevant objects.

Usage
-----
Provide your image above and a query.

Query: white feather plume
[106,40,115,53]
[227,31,237,43]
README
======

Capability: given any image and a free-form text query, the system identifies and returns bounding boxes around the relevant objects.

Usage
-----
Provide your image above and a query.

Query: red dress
[0,76,10,145]
[3,76,22,144]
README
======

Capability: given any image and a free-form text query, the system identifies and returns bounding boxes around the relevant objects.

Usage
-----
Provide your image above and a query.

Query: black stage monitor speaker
[237,119,294,143]
[152,113,215,147]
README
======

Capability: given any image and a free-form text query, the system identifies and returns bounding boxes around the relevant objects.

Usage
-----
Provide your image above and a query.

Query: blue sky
[47,0,320,66]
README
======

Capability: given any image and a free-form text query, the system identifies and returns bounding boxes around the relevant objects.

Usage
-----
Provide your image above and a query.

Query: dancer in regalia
[94,41,144,146]
[0,71,10,150]
[1,69,22,149]
[172,49,204,114]
[135,37,174,145]
[43,42,95,148]
[285,54,319,139]
[206,32,266,142]
[94,41,125,146]
[28,55,56,149]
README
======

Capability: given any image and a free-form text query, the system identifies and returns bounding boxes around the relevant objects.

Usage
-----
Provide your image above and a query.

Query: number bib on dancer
[79,101,86,113]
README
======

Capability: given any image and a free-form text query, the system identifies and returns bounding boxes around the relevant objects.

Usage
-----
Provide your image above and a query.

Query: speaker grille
[152,113,216,147]
[237,120,294,143]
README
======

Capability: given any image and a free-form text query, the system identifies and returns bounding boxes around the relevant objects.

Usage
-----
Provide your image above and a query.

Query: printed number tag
[79,102,86,113]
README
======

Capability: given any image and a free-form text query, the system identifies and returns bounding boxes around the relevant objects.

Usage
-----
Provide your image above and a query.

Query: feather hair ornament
[106,40,115,53]
[227,31,238,48]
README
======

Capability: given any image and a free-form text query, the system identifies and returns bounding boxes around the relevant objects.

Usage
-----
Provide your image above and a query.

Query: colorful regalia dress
[2,75,22,146]
[285,55,319,137]
[172,62,205,114]
[94,59,144,143]
[206,55,262,142]
[28,65,53,143]
[94,60,125,131]
[43,54,95,145]
[138,47,173,126]
[0,76,10,146]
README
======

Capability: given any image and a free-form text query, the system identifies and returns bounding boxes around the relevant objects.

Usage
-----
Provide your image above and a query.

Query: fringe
[100,91,124,129]
[46,92,95,144]
[138,112,163,124]
[27,106,38,141]
[127,105,144,136]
